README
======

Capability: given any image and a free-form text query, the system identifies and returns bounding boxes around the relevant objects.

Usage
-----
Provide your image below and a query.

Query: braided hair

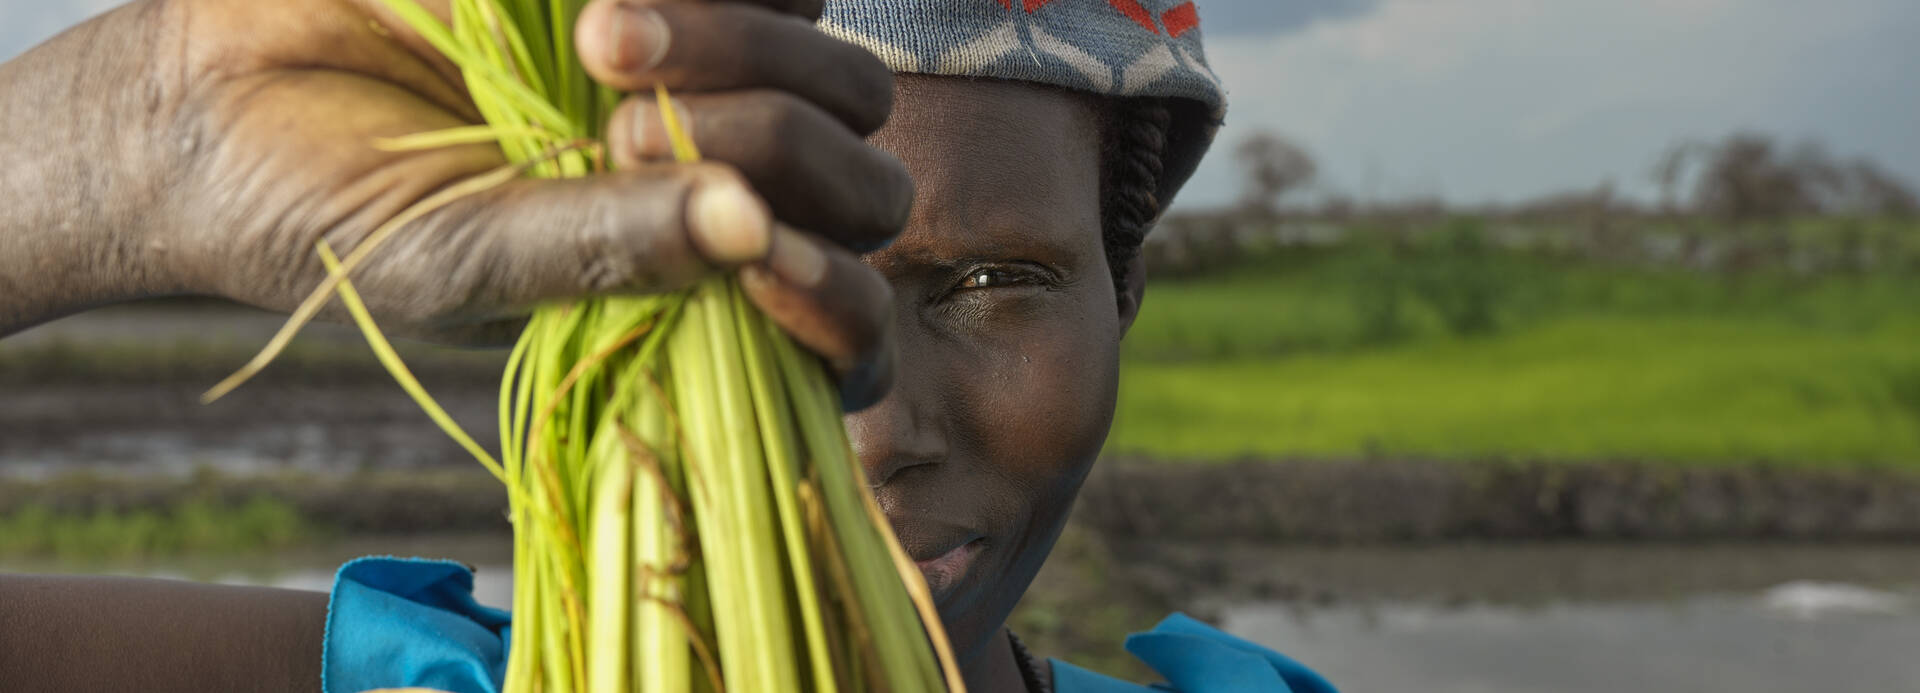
[1098,98,1173,302]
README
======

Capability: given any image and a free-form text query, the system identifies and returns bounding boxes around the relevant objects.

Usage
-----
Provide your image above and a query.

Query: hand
[0,0,905,406]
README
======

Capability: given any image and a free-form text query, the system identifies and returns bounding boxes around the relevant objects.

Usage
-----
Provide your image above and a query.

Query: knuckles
[568,169,720,292]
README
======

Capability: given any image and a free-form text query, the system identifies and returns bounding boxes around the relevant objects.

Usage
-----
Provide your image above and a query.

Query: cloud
[1195,0,1382,38]
[1175,0,1920,209]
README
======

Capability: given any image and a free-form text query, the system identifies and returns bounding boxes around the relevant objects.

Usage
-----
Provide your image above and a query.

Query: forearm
[0,574,327,692]
[0,3,181,337]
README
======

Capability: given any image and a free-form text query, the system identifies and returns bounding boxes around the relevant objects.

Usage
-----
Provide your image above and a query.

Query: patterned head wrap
[820,0,1227,213]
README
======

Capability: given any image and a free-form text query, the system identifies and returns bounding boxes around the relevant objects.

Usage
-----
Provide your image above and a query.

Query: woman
[0,0,1332,690]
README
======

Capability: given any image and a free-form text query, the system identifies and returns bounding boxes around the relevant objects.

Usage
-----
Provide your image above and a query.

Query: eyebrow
[870,212,1091,277]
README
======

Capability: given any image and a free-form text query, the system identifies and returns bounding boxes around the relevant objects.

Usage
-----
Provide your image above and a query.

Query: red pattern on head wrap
[1105,0,1160,32]
[1161,2,1198,37]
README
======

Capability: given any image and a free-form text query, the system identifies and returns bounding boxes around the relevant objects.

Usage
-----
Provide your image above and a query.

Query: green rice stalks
[251,1,966,691]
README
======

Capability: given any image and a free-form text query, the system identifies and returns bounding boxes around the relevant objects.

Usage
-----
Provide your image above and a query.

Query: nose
[843,360,948,486]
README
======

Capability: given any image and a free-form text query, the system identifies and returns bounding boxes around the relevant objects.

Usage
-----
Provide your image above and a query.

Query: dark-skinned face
[851,75,1139,665]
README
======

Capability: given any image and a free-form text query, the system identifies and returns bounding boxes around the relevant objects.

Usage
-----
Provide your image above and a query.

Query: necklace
[1008,631,1051,693]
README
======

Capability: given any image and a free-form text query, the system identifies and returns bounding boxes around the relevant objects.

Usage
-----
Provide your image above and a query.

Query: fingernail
[689,180,771,264]
[628,98,695,162]
[766,224,828,288]
[628,100,653,159]
[607,3,670,72]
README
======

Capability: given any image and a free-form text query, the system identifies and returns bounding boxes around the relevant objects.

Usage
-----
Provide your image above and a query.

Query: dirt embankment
[1076,458,1920,542]
[9,459,1920,542]
[0,470,509,535]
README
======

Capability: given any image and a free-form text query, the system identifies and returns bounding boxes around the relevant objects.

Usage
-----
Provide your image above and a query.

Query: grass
[0,497,318,560]
[1111,234,1920,467]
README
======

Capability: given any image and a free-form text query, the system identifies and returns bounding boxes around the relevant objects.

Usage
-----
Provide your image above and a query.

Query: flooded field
[0,302,505,481]
[1208,544,1920,693]
[1231,592,1920,693]
[0,382,496,479]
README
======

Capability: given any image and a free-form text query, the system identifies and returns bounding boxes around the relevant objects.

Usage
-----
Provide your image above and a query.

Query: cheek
[961,298,1121,489]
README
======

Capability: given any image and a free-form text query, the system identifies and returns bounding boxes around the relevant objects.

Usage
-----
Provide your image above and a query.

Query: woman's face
[850,75,1139,662]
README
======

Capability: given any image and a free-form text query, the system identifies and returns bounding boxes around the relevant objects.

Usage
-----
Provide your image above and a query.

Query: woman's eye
[947,263,1058,296]
[960,269,1009,289]
[952,262,1029,287]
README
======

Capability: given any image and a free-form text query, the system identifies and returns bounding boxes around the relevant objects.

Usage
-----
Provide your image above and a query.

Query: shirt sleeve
[322,557,512,693]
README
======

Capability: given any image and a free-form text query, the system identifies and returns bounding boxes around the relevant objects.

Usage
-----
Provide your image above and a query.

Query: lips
[889,515,986,603]
[913,538,984,599]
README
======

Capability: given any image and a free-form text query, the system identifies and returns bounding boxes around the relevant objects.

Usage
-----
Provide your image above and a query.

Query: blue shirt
[323,557,1338,693]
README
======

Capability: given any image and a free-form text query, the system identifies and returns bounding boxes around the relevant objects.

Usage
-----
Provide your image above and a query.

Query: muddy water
[0,301,505,479]
[1230,594,1920,693]
[0,382,498,479]
[1146,543,1920,692]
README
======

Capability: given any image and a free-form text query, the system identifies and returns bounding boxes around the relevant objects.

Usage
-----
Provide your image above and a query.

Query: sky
[1184,0,1920,209]
[6,0,1916,210]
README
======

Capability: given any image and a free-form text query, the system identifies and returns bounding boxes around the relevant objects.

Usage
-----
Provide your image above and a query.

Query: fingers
[573,0,908,252]
[575,0,893,134]
[345,162,771,332]
[607,90,913,250]
[740,226,897,411]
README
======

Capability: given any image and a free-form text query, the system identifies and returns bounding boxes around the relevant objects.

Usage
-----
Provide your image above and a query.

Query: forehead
[867,76,1105,255]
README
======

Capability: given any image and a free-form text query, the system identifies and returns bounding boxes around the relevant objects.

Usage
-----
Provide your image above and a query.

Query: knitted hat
[819,0,1226,214]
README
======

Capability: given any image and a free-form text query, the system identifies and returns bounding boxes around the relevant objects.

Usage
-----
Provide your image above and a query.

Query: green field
[1110,232,1920,467]
[0,497,318,560]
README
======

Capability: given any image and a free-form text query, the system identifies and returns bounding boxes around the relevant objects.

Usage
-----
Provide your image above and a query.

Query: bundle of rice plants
[207,2,961,690]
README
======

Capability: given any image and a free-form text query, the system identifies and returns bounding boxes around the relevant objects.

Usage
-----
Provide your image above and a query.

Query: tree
[1656,133,1919,220]
[1690,133,1827,221]
[1234,131,1316,216]
[1839,160,1918,217]
[1652,142,1704,215]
